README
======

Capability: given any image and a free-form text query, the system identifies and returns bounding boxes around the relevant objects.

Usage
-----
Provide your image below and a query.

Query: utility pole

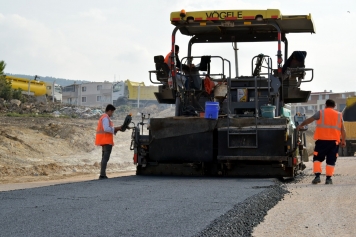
[52,80,56,103]
[233,42,239,77]
[137,84,141,108]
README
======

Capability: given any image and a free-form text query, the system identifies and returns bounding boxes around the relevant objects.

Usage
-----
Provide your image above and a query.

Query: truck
[6,75,62,102]
[130,9,315,177]
[45,82,63,102]
[6,75,47,96]
[339,96,356,156]
[113,79,163,108]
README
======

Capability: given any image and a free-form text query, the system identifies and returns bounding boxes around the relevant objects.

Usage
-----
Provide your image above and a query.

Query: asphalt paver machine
[131,9,315,177]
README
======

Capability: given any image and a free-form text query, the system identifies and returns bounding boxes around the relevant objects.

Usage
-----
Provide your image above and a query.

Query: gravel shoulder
[253,157,356,237]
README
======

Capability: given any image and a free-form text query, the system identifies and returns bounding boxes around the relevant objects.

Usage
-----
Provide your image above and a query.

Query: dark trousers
[313,140,338,166]
[100,145,113,176]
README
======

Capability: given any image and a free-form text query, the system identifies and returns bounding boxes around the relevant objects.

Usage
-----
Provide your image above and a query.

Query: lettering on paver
[205,11,243,19]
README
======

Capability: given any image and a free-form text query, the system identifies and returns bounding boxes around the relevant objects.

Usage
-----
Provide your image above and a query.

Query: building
[291,90,356,116]
[62,82,113,107]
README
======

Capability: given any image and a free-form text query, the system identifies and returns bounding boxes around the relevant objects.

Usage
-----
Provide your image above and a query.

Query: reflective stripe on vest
[318,110,342,130]
[95,114,114,146]
[314,108,342,141]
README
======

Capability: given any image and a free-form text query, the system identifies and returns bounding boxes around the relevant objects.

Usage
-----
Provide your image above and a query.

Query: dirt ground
[253,157,356,237]
[0,116,136,184]
[0,107,176,184]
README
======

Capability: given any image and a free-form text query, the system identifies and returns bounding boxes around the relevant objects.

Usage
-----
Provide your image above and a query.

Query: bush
[0,75,12,100]
[12,88,24,101]
[0,76,24,102]
[116,105,132,113]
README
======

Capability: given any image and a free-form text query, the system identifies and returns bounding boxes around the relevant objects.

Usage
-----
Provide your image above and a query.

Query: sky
[0,0,355,93]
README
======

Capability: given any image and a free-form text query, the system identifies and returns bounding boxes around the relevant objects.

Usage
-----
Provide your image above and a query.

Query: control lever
[293,113,308,170]
[294,113,308,131]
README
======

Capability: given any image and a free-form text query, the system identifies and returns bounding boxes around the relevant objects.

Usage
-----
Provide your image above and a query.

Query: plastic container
[205,102,219,119]
[260,105,276,118]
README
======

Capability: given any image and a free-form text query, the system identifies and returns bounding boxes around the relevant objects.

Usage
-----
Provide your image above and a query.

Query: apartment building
[291,90,356,116]
[62,82,113,107]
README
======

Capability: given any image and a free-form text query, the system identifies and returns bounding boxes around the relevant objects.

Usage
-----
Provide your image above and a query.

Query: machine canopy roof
[170,9,315,43]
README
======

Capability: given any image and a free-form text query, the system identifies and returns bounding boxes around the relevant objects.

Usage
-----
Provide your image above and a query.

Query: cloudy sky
[1,0,355,93]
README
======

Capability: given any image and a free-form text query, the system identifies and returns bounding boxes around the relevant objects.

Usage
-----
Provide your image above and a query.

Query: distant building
[291,90,356,116]
[62,82,113,107]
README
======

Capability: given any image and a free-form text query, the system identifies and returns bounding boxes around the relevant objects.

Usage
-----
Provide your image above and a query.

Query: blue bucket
[205,102,219,119]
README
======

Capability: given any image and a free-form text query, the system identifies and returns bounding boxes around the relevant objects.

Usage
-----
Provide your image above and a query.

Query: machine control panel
[294,113,308,131]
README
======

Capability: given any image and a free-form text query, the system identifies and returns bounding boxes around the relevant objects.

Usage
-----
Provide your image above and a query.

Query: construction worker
[297,99,346,184]
[164,45,194,88]
[95,104,121,180]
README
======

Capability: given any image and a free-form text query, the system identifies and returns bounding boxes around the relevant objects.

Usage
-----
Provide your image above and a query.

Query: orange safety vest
[314,108,342,142]
[164,52,173,66]
[95,113,114,146]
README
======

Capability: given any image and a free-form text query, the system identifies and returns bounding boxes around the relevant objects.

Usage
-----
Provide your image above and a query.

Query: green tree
[0,77,12,99]
[0,60,13,100]
[0,60,6,75]
[0,60,23,101]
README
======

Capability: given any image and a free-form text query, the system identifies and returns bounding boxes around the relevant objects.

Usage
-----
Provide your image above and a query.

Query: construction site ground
[0,116,136,185]
[1,114,356,236]
[0,105,176,185]
[252,156,356,237]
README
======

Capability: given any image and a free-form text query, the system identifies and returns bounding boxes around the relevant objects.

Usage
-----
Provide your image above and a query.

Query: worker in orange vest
[164,45,194,88]
[297,99,346,184]
[95,104,122,180]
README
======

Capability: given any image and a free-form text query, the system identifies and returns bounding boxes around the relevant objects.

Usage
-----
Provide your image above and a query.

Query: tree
[0,60,6,76]
[0,61,23,101]
[0,60,13,100]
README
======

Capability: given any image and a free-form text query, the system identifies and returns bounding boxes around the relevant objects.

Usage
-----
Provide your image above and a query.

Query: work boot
[312,176,321,184]
[325,178,333,185]
[99,175,108,180]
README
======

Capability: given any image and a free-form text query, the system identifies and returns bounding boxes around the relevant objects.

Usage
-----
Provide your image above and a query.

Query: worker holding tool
[95,104,122,180]
[297,99,346,184]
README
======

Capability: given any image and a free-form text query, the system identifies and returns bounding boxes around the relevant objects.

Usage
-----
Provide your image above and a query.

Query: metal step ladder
[226,54,273,149]
[227,76,259,148]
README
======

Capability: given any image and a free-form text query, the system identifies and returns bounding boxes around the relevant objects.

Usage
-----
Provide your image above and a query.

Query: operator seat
[187,55,211,90]
[281,51,307,88]
[198,55,211,73]
[154,55,169,82]
[282,51,307,73]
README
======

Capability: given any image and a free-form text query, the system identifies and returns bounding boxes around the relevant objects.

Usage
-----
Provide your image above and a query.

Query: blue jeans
[176,73,187,88]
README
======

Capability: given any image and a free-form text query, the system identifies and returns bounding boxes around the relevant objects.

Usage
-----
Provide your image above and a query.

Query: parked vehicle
[113,79,162,108]
[339,96,356,156]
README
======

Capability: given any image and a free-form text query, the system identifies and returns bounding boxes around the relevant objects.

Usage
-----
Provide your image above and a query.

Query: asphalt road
[0,175,275,237]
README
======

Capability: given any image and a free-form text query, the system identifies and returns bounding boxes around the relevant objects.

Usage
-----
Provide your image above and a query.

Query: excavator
[130,9,315,177]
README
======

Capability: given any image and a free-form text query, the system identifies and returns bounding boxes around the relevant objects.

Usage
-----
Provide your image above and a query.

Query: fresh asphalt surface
[0,175,274,237]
